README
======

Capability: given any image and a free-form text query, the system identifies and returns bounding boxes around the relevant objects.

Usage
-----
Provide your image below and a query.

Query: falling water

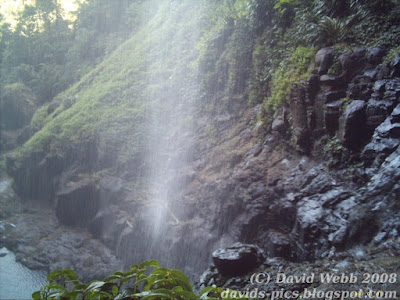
[120,0,205,272]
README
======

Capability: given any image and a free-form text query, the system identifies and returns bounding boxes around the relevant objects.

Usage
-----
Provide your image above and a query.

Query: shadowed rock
[339,100,367,150]
[212,243,264,276]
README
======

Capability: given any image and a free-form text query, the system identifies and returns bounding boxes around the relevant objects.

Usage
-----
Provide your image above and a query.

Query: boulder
[339,48,367,79]
[315,47,335,75]
[339,100,367,150]
[271,115,287,135]
[56,178,100,227]
[366,46,386,66]
[212,243,264,276]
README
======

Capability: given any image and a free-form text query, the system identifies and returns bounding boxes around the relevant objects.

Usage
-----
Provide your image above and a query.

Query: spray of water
[120,0,205,273]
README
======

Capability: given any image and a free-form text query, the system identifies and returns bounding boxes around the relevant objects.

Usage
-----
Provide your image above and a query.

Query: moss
[30,104,50,129]
[263,46,316,112]
[17,0,202,166]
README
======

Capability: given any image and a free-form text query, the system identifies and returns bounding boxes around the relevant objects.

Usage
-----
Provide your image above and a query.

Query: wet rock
[317,90,346,104]
[347,83,372,100]
[271,115,287,135]
[315,47,335,75]
[325,100,343,135]
[212,243,264,276]
[339,48,367,79]
[375,63,391,80]
[366,46,386,66]
[391,104,400,123]
[306,74,319,102]
[373,79,388,96]
[376,118,400,139]
[56,178,100,227]
[362,69,377,82]
[319,75,344,89]
[264,230,293,261]
[366,99,394,135]
[290,84,310,152]
[391,53,400,77]
[339,100,367,150]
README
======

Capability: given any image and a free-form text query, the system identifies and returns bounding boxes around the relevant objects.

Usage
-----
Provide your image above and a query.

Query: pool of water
[0,247,46,299]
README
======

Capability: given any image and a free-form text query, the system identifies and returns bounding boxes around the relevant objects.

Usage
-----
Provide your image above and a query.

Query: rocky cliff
[0,0,399,288]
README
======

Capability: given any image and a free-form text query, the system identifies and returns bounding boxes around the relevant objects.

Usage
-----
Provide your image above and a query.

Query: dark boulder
[315,47,335,75]
[271,114,287,136]
[339,48,367,79]
[366,46,386,66]
[339,100,367,150]
[212,243,264,276]
[56,178,100,227]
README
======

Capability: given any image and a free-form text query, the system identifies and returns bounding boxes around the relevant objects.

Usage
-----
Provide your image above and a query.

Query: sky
[0,0,80,23]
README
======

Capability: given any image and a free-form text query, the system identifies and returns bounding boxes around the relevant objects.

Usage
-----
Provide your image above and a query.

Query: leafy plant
[32,260,249,300]
[317,16,346,46]
[323,134,343,155]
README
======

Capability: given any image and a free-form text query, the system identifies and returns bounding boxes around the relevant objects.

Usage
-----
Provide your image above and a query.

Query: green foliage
[317,16,346,46]
[263,46,315,111]
[33,261,249,300]
[323,134,343,155]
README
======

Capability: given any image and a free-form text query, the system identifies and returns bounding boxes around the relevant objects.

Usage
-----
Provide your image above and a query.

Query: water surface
[0,247,46,300]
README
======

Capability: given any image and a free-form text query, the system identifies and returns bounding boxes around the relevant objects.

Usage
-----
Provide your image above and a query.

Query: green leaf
[85,281,106,293]
[139,259,159,268]
[31,291,42,300]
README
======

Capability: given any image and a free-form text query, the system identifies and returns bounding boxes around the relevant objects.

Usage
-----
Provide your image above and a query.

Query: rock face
[290,84,310,152]
[315,47,334,75]
[3,46,400,284]
[212,243,264,276]
[338,100,367,149]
